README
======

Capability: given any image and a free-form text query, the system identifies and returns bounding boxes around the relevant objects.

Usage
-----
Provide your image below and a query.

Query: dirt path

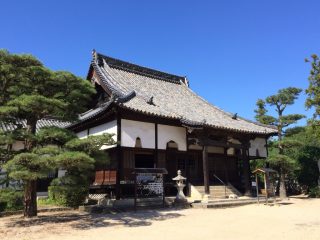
[1,197,320,240]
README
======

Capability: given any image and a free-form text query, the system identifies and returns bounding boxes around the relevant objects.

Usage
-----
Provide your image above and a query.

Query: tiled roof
[0,119,70,132]
[90,51,277,135]
[67,100,114,128]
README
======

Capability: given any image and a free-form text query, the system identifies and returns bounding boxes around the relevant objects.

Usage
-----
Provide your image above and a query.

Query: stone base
[201,194,212,203]
[173,199,190,208]
[174,198,188,204]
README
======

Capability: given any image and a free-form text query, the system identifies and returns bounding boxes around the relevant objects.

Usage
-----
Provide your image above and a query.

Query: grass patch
[37,198,60,207]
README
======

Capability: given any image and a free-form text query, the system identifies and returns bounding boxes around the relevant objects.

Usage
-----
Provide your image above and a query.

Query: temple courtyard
[1,197,319,240]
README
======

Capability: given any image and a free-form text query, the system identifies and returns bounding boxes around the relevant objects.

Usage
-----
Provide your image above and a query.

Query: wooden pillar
[154,123,158,168]
[116,113,122,200]
[242,147,251,196]
[202,145,210,195]
[224,147,229,183]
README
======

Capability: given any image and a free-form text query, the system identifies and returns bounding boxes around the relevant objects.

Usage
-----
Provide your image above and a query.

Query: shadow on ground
[276,202,294,206]
[5,208,184,230]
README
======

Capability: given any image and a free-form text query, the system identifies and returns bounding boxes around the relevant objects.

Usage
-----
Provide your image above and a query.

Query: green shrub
[309,187,320,198]
[37,197,58,206]
[0,189,24,212]
[48,185,88,208]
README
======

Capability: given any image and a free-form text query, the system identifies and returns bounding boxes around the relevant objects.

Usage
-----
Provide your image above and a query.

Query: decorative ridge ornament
[147,96,155,105]
[232,113,238,120]
[96,52,185,83]
[90,57,136,104]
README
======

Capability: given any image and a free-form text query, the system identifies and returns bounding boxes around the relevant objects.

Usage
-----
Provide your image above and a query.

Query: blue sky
[1,0,319,124]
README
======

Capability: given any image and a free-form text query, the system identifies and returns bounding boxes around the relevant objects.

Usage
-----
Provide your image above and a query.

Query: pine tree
[0,50,96,217]
[305,54,320,122]
[254,87,305,198]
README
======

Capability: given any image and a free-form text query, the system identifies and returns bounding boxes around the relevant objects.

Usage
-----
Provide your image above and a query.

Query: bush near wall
[48,186,88,208]
[309,187,320,198]
[0,189,24,212]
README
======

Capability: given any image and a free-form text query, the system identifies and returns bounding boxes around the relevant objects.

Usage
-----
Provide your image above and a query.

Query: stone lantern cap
[172,170,186,181]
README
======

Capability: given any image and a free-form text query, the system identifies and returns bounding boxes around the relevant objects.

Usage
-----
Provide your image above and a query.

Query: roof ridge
[96,52,186,83]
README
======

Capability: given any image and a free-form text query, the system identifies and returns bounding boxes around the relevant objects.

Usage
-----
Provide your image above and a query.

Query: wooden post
[242,147,251,196]
[116,113,122,200]
[223,147,228,198]
[162,174,165,208]
[202,145,210,195]
[155,123,158,168]
[264,173,268,204]
[134,173,137,211]
[255,173,259,204]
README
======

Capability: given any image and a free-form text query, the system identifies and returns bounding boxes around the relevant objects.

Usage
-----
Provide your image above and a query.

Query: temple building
[68,50,277,200]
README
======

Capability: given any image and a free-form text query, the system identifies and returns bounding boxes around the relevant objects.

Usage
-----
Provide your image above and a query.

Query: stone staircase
[191,184,242,200]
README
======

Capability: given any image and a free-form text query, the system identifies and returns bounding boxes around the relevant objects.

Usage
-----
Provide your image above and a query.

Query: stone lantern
[172,170,187,203]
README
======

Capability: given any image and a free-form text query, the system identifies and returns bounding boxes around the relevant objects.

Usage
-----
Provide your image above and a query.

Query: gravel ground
[0,197,319,240]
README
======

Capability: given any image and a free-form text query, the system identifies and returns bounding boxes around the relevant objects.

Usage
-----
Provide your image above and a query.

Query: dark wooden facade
[84,108,261,198]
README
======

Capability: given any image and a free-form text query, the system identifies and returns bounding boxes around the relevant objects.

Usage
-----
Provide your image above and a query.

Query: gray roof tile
[0,119,70,132]
[93,52,277,135]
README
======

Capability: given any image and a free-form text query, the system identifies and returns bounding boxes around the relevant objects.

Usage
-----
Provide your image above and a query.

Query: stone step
[192,184,241,199]
[192,197,279,209]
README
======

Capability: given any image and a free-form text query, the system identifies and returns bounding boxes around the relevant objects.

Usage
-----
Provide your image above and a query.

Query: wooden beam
[196,138,250,149]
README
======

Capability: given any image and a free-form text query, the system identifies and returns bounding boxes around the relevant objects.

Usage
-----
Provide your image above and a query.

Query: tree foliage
[284,126,320,190]
[305,54,320,120]
[0,50,100,217]
[254,87,305,198]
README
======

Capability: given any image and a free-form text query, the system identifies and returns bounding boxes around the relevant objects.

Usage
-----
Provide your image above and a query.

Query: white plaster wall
[76,130,87,139]
[208,146,224,154]
[158,124,186,151]
[188,144,202,150]
[58,169,67,178]
[121,119,155,149]
[227,148,235,155]
[12,141,25,151]
[249,137,267,157]
[229,138,241,144]
[89,120,117,142]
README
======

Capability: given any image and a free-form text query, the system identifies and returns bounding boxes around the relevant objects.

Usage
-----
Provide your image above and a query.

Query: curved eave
[67,101,115,130]
[117,104,278,136]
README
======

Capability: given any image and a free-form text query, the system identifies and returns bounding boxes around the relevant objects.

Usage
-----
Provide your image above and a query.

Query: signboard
[136,173,164,198]
[133,168,167,209]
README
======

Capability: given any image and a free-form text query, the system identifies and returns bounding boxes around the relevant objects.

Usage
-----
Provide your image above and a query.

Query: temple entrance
[208,154,241,188]
[135,153,155,168]
[209,155,227,183]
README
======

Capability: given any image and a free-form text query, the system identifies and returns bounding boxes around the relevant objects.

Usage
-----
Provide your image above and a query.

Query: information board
[136,173,164,198]
[133,168,167,209]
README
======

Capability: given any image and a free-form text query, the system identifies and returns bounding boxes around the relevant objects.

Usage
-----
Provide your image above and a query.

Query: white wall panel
[249,137,267,157]
[76,130,87,139]
[158,124,186,151]
[89,120,117,141]
[121,119,155,149]
[12,141,25,151]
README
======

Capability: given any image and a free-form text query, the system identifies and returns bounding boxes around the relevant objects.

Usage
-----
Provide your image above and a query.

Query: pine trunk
[24,180,37,217]
[24,119,38,218]
[279,171,287,199]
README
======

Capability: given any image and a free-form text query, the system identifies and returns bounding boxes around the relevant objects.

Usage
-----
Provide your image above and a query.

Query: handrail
[213,174,226,185]
[213,174,227,198]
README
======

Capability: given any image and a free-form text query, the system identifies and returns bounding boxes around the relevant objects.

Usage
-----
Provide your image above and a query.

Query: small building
[0,119,69,191]
[68,50,277,199]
